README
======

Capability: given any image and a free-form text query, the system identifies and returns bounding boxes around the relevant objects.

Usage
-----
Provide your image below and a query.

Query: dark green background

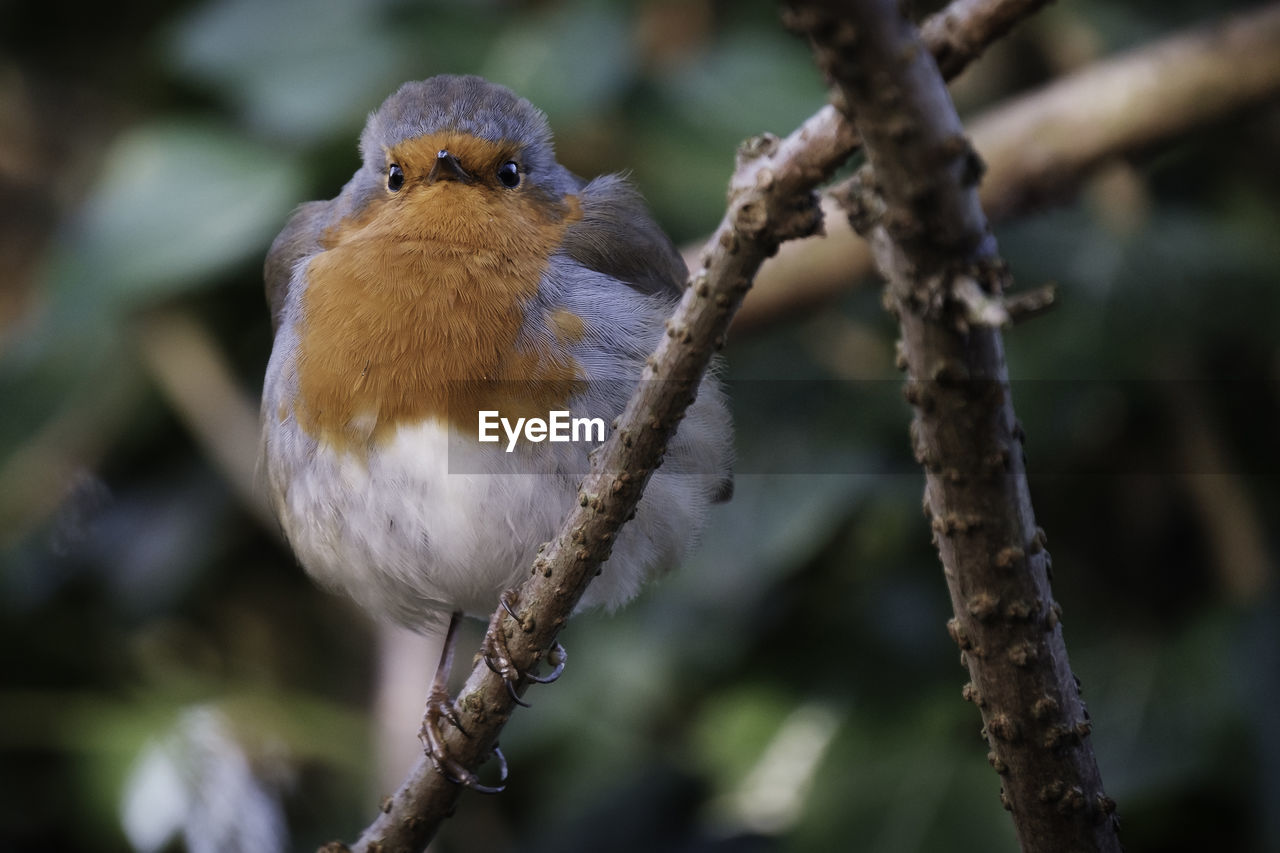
[2,1,1278,851]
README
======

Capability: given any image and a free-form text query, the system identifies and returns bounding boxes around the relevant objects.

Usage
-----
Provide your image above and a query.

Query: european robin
[259,75,732,788]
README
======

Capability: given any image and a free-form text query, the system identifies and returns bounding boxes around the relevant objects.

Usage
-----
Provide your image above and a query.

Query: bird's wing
[559,174,688,299]
[263,200,331,334]
[558,175,734,503]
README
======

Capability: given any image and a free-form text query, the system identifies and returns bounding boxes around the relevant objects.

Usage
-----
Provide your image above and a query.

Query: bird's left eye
[497,161,521,188]
[387,163,405,192]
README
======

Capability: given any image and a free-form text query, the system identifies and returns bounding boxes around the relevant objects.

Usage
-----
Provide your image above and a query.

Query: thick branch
[734,3,1280,329]
[787,1,1121,852]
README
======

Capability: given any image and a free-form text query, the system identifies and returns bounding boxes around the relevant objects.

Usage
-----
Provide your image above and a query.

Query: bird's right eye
[387,163,405,192]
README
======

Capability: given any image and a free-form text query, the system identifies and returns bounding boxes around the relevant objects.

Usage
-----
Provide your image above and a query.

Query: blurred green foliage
[2,1,1278,852]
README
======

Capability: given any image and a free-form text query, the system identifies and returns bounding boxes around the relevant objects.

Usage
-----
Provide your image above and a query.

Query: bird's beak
[428,149,472,184]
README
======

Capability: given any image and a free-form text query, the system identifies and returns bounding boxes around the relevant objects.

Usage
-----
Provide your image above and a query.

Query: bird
[259,75,733,790]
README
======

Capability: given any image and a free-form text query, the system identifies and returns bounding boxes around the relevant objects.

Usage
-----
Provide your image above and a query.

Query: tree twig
[919,0,1053,80]
[335,0,1060,849]
[785,0,1122,850]
[733,3,1280,330]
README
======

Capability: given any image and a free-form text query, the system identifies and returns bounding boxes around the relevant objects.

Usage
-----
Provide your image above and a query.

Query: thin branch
[133,310,276,531]
[335,0,1058,849]
[343,107,856,853]
[733,3,1280,330]
[786,1,1121,851]
[975,2,1280,220]
[920,0,1054,80]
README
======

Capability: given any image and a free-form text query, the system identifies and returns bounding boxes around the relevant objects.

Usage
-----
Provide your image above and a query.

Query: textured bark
[785,1,1122,851]
[919,0,1054,80]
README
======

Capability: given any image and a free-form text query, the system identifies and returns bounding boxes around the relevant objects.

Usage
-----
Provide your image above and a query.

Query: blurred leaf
[791,698,1019,853]
[120,706,288,853]
[630,118,737,239]
[46,122,302,309]
[481,0,634,125]
[656,27,826,138]
[693,683,796,795]
[169,0,410,143]
[2,121,300,453]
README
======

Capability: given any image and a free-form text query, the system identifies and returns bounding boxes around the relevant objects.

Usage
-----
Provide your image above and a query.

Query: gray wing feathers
[554,175,733,503]
[264,200,331,333]
[560,175,688,298]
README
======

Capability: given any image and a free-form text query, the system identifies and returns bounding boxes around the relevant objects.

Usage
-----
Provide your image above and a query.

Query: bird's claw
[525,641,567,684]
[420,689,508,794]
[482,590,568,706]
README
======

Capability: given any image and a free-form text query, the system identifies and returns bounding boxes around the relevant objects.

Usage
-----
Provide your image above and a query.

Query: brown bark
[784,1,1122,851]
[919,0,1054,80]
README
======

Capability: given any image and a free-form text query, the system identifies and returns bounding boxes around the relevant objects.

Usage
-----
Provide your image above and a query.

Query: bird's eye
[387,163,405,192]
[497,161,521,188]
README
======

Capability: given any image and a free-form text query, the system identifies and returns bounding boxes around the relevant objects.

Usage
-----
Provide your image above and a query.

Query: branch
[786,1,1121,851]
[919,0,1054,80]
[335,0,1055,848]
[975,2,1280,220]
[341,108,855,853]
[734,3,1280,330]
[133,310,276,531]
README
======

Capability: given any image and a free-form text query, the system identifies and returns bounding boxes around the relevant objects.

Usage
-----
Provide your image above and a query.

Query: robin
[260,75,733,790]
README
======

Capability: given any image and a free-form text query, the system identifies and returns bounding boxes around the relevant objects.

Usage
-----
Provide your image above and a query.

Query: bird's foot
[419,611,508,793]
[419,692,508,794]
[482,590,568,707]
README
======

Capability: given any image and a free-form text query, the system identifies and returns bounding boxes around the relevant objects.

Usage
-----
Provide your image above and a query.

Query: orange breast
[292,136,583,452]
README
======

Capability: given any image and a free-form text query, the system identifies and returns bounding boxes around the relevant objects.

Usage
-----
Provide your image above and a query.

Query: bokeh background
[3,1,1279,851]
